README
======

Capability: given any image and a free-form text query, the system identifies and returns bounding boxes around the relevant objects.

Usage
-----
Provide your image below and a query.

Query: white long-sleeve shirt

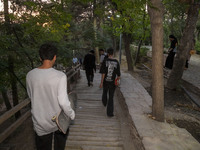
[26,68,75,136]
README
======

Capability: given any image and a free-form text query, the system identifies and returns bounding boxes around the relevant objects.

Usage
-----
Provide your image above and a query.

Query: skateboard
[52,92,76,134]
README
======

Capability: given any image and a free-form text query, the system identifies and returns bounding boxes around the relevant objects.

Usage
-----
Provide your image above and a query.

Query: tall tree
[93,0,100,64]
[123,33,134,71]
[110,0,148,71]
[148,0,165,122]
[167,1,200,89]
[3,0,21,118]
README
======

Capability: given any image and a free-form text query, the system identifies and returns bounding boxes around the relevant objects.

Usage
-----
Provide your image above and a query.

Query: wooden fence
[0,64,81,143]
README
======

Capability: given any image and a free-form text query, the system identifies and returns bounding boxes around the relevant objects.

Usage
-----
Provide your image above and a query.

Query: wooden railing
[0,64,81,143]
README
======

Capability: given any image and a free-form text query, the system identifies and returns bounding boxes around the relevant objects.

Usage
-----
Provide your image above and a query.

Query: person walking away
[99,48,107,72]
[99,48,120,117]
[83,50,96,86]
[72,56,78,67]
[99,49,108,64]
[26,43,75,150]
[164,35,178,69]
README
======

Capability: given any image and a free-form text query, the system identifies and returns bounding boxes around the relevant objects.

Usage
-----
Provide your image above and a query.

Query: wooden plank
[0,110,31,143]
[68,70,79,81]
[66,64,81,76]
[0,98,31,125]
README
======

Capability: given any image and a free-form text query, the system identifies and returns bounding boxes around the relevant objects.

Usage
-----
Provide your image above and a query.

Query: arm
[57,75,75,120]
[99,59,106,88]
[93,56,96,72]
[100,73,105,88]
[115,62,121,85]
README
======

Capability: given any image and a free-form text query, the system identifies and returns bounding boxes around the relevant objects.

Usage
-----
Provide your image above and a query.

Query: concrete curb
[119,72,200,150]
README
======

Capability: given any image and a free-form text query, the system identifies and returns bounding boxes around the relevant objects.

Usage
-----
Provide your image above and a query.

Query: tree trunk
[1,89,12,111]
[4,0,21,119]
[4,0,9,24]
[167,3,200,89]
[8,55,21,119]
[123,33,133,72]
[148,0,164,122]
[93,0,100,64]
[134,39,143,65]
[135,9,147,66]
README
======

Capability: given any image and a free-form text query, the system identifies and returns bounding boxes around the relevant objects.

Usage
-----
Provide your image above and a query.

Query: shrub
[195,40,200,54]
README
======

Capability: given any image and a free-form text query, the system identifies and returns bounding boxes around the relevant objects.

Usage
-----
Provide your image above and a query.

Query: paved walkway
[66,71,125,150]
[120,72,200,150]
[66,70,200,150]
[183,54,200,90]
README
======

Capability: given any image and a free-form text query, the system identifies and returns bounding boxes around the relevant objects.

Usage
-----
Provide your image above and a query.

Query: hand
[99,82,103,88]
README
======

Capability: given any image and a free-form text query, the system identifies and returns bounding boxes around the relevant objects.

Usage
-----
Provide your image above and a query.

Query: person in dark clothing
[99,48,108,73]
[83,50,96,86]
[99,48,120,117]
[165,35,178,69]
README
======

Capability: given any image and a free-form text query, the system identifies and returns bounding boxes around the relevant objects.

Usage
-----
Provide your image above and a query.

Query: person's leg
[85,70,90,86]
[102,84,108,107]
[90,71,94,86]
[107,85,116,117]
[54,129,69,150]
[35,132,53,150]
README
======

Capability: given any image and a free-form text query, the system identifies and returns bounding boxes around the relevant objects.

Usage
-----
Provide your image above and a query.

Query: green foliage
[195,40,200,54]
[163,0,188,47]
[140,47,149,57]
[108,0,151,43]
[0,0,76,100]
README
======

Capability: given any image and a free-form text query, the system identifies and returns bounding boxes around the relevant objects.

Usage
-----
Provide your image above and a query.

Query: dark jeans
[85,69,94,86]
[35,129,69,150]
[102,82,116,116]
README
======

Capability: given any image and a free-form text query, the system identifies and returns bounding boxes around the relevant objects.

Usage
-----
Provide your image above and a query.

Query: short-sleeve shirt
[101,58,120,84]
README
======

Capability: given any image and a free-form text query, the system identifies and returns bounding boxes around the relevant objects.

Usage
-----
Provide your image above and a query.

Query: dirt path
[128,54,200,143]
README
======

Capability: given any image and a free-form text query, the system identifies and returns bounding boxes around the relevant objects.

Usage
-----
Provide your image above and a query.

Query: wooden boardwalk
[66,71,124,150]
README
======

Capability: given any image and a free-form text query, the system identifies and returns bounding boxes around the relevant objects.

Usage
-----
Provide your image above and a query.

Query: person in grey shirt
[26,43,75,150]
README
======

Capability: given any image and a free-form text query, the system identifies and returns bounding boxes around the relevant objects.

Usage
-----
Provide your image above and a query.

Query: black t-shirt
[101,58,120,84]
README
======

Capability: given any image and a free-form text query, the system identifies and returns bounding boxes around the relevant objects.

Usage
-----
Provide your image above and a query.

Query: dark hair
[89,50,95,54]
[107,48,114,55]
[99,49,104,52]
[39,43,57,61]
[169,35,176,39]
[169,34,178,44]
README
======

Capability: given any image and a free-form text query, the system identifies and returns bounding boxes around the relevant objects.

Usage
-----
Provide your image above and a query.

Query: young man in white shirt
[26,43,75,150]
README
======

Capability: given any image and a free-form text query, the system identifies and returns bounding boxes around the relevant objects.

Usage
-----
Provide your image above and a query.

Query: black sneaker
[107,114,114,117]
